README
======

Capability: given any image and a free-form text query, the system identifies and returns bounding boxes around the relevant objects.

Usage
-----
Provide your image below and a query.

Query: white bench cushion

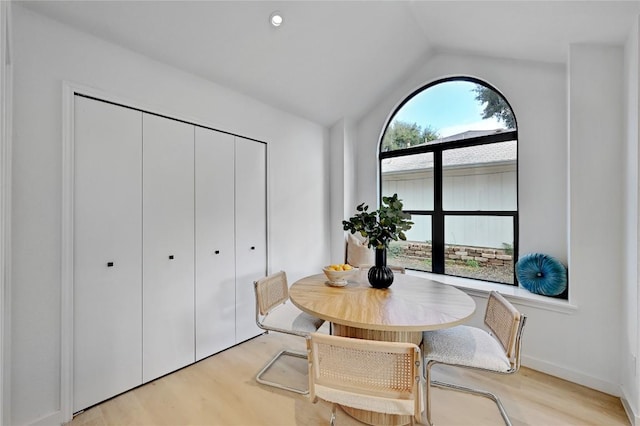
[423,325,511,372]
[262,302,324,334]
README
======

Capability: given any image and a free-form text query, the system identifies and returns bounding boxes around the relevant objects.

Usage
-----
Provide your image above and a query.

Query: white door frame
[61,81,270,423]
[1,2,13,424]
[61,83,146,422]
[61,82,150,422]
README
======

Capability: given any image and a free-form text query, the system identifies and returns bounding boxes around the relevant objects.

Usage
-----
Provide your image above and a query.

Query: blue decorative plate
[516,253,567,296]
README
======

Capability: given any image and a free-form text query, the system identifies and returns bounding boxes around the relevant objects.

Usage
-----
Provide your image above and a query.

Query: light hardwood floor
[71,331,629,426]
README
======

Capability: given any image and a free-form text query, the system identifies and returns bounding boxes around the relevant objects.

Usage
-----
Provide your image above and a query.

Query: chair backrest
[307,333,422,420]
[484,291,523,360]
[254,271,289,316]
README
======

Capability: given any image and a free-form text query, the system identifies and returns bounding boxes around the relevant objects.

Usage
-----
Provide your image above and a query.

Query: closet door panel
[195,127,236,360]
[142,114,195,382]
[235,138,267,343]
[74,96,142,412]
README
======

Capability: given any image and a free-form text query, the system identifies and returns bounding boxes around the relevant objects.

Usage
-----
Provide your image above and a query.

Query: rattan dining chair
[307,332,425,425]
[422,291,526,426]
[254,271,325,395]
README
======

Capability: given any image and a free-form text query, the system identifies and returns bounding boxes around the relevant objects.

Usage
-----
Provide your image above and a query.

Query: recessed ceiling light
[270,11,283,27]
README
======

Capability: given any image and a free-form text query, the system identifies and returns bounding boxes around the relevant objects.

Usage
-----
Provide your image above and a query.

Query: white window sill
[406,270,577,314]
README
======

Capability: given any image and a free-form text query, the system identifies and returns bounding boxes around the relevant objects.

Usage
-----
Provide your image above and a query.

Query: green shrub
[466,259,480,268]
[502,242,513,256]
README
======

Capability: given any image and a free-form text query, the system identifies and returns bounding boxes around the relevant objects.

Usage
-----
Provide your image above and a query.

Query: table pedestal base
[332,324,422,345]
[332,324,423,426]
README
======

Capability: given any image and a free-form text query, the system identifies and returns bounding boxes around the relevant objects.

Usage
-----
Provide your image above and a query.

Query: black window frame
[379,77,519,285]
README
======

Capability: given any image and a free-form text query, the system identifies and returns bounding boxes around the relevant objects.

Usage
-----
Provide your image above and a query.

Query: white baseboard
[526,355,638,424]
[522,354,619,396]
[28,410,64,426]
[621,387,639,426]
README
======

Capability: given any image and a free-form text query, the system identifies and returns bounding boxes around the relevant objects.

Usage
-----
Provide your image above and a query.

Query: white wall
[330,120,347,262]
[344,120,357,236]
[11,5,329,425]
[356,50,627,395]
[567,43,624,393]
[623,15,640,423]
[329,118,358,263]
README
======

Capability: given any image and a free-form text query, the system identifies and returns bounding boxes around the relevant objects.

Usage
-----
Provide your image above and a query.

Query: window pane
[442,141,517,211]
[444,216,514,284]
[381,153,434,210]
[379,77,519,287]
[380,80,515,153]
[387,215,432,272]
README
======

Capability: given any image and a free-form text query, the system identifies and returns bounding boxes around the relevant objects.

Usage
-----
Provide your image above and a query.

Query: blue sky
[392,80,502,138]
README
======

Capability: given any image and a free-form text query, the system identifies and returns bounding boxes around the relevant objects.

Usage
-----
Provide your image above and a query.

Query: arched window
[380,77,518,284]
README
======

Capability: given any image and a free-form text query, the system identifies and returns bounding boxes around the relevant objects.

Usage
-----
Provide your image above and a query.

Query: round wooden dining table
[289,271,476,426]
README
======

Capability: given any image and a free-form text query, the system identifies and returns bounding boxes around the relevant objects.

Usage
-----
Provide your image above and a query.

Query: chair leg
[431,380,512,426]
[256,349,309,395]
[425,361,434,426]
[330,403,337,426]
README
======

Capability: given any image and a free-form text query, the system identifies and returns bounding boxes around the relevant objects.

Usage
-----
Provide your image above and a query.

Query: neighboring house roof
[424,129,510,145]
[382,132,517,174]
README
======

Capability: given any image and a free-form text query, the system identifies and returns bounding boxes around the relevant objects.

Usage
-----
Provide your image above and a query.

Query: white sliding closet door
[235,138,267,343]
[142,114,195,382]
[194,127,236,360]
[74,96,142,412]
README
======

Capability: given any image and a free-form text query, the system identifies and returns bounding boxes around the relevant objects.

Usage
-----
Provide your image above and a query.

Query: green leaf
[342,193,413,250]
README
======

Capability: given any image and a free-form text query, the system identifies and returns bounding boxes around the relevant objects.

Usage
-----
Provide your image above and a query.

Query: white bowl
[323,266,358,286]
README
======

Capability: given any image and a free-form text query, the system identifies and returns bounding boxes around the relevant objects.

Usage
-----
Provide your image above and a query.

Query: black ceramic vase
[368,248,394,289]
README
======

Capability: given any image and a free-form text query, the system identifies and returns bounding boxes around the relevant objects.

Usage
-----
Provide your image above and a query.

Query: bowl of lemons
[323,263,357,287]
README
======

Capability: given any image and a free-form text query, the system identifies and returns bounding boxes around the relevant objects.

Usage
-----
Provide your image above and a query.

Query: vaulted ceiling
[16,0,640,126]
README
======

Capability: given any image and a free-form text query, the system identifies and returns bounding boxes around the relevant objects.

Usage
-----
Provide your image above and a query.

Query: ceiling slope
[16,0,640,126]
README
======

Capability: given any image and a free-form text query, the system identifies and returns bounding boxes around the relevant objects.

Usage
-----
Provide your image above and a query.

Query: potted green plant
[342,194,413,288]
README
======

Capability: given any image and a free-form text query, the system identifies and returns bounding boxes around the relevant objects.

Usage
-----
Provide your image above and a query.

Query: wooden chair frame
[423,291,527,426]
[254,271,324,395]
[307,333,425,425]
